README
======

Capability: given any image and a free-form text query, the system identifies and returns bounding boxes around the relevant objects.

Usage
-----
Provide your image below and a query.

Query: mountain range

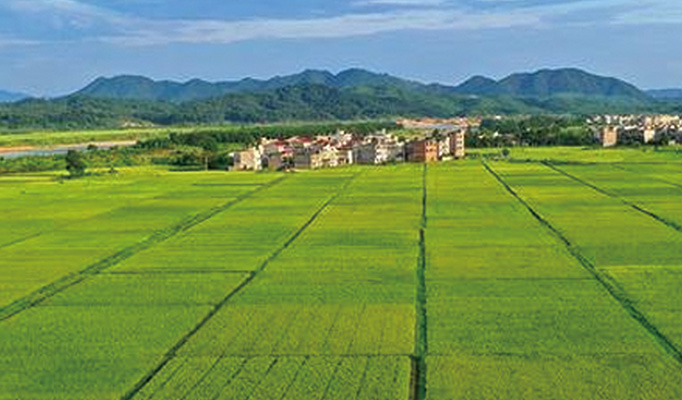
[74,68,659,104]
[647,89,682,100]
[0,89,28,103]
[75,69,425,103]
[0,68,680,130]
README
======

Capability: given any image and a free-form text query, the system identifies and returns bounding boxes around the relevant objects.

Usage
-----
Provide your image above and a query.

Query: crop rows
[4,151,682,399]
[125,165,424,398]
[0,170,354,399]
[131,356,410,400]
[424,161,682,399]
[0,169,276,309]
[491,161,682,359]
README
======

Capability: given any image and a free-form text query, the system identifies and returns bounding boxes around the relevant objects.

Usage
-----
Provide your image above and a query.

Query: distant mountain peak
[455,75,500,95]
[454,68,650,100]
[0,89,30,103]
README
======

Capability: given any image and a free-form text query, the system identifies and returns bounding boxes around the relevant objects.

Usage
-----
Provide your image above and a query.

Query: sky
[0,0,681,96]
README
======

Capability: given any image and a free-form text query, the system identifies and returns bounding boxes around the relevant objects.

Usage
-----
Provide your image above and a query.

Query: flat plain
[3,147,682,399]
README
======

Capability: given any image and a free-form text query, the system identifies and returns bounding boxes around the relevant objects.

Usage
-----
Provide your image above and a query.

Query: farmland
[3,147,682,399]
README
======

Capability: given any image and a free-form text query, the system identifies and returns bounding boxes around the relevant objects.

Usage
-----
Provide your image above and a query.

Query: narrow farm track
[411,164,428,400]
[121,173,360,400]
[482,160,682,366]
[0,176,288,322]
[543,161,682,233]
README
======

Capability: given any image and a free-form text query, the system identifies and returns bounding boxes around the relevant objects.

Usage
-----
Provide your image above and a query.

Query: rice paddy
[3,148,682,399]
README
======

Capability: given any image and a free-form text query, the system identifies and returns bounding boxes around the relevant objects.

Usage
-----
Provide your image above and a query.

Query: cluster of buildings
[233,128,466,171]
[397,117,481,130]
[591,114,682,147]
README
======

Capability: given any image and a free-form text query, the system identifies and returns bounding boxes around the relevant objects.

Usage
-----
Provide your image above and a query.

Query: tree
[65,150,87,178]
[199,137,219,171]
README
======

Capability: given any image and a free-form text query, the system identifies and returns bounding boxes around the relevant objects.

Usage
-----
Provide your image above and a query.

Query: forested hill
[77,68,650,103]
[454,68,650,100]
[0,68,679,130]
[75,69,425,103]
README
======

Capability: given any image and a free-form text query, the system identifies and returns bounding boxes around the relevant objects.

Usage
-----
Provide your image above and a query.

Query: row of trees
[469,116,596,147]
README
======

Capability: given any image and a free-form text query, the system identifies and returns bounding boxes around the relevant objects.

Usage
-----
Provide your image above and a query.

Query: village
[232,118,472,171]
[231,113,682,170]
[593,114,682,146]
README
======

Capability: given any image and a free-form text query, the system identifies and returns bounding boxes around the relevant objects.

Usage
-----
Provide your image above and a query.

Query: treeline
[0,146,153,174]
[0,121,399,174]
[138,121,397,150]
[0,85,463,130]
[469,116,595,147]
[0,96,175,130]
[139,121,399,170]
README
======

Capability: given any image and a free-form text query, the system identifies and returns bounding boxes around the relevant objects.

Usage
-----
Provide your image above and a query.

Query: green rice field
[3,147,682,399]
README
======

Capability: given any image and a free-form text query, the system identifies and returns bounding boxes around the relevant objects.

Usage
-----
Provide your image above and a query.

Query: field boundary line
[411,164,428,400]
[209,358,250,400]
[354,357,372,400]
[543,161,682,233]
[483,160,682,366]
[211,352,414,358]
[277,357,309,400]
[104,270,253,275]
[611,164,682,191]
[176,355,228,400]
[319,358,344,400]
[121,172,359,400]
[242,358,279,400]
[0,175,288,322]
[0,175,231,253]
[0,231,45,250]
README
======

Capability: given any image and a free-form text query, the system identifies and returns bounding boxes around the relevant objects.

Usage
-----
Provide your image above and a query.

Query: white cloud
[104,9,540,46]
[5,0,128,27]
[2,0,682,47]
[352,0,448,7]
[0,36,42,47]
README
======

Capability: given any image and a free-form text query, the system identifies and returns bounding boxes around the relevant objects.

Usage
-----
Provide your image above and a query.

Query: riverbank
[0,140,138,159]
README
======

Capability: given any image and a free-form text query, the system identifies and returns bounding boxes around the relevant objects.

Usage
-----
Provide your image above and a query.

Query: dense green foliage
[1,68,680,131]
[0,146,161,174]
[648,89,682,100]
[456,68,649,99]
[77,68,653,103]
[0,121,399,174]
[76,68,425,103]
[64,150,87,177]
[0,96,175,130]
[471,115,596,147]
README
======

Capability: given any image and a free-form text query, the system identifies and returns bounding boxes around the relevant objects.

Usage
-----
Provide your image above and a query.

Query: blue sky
[0,0,681,96]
